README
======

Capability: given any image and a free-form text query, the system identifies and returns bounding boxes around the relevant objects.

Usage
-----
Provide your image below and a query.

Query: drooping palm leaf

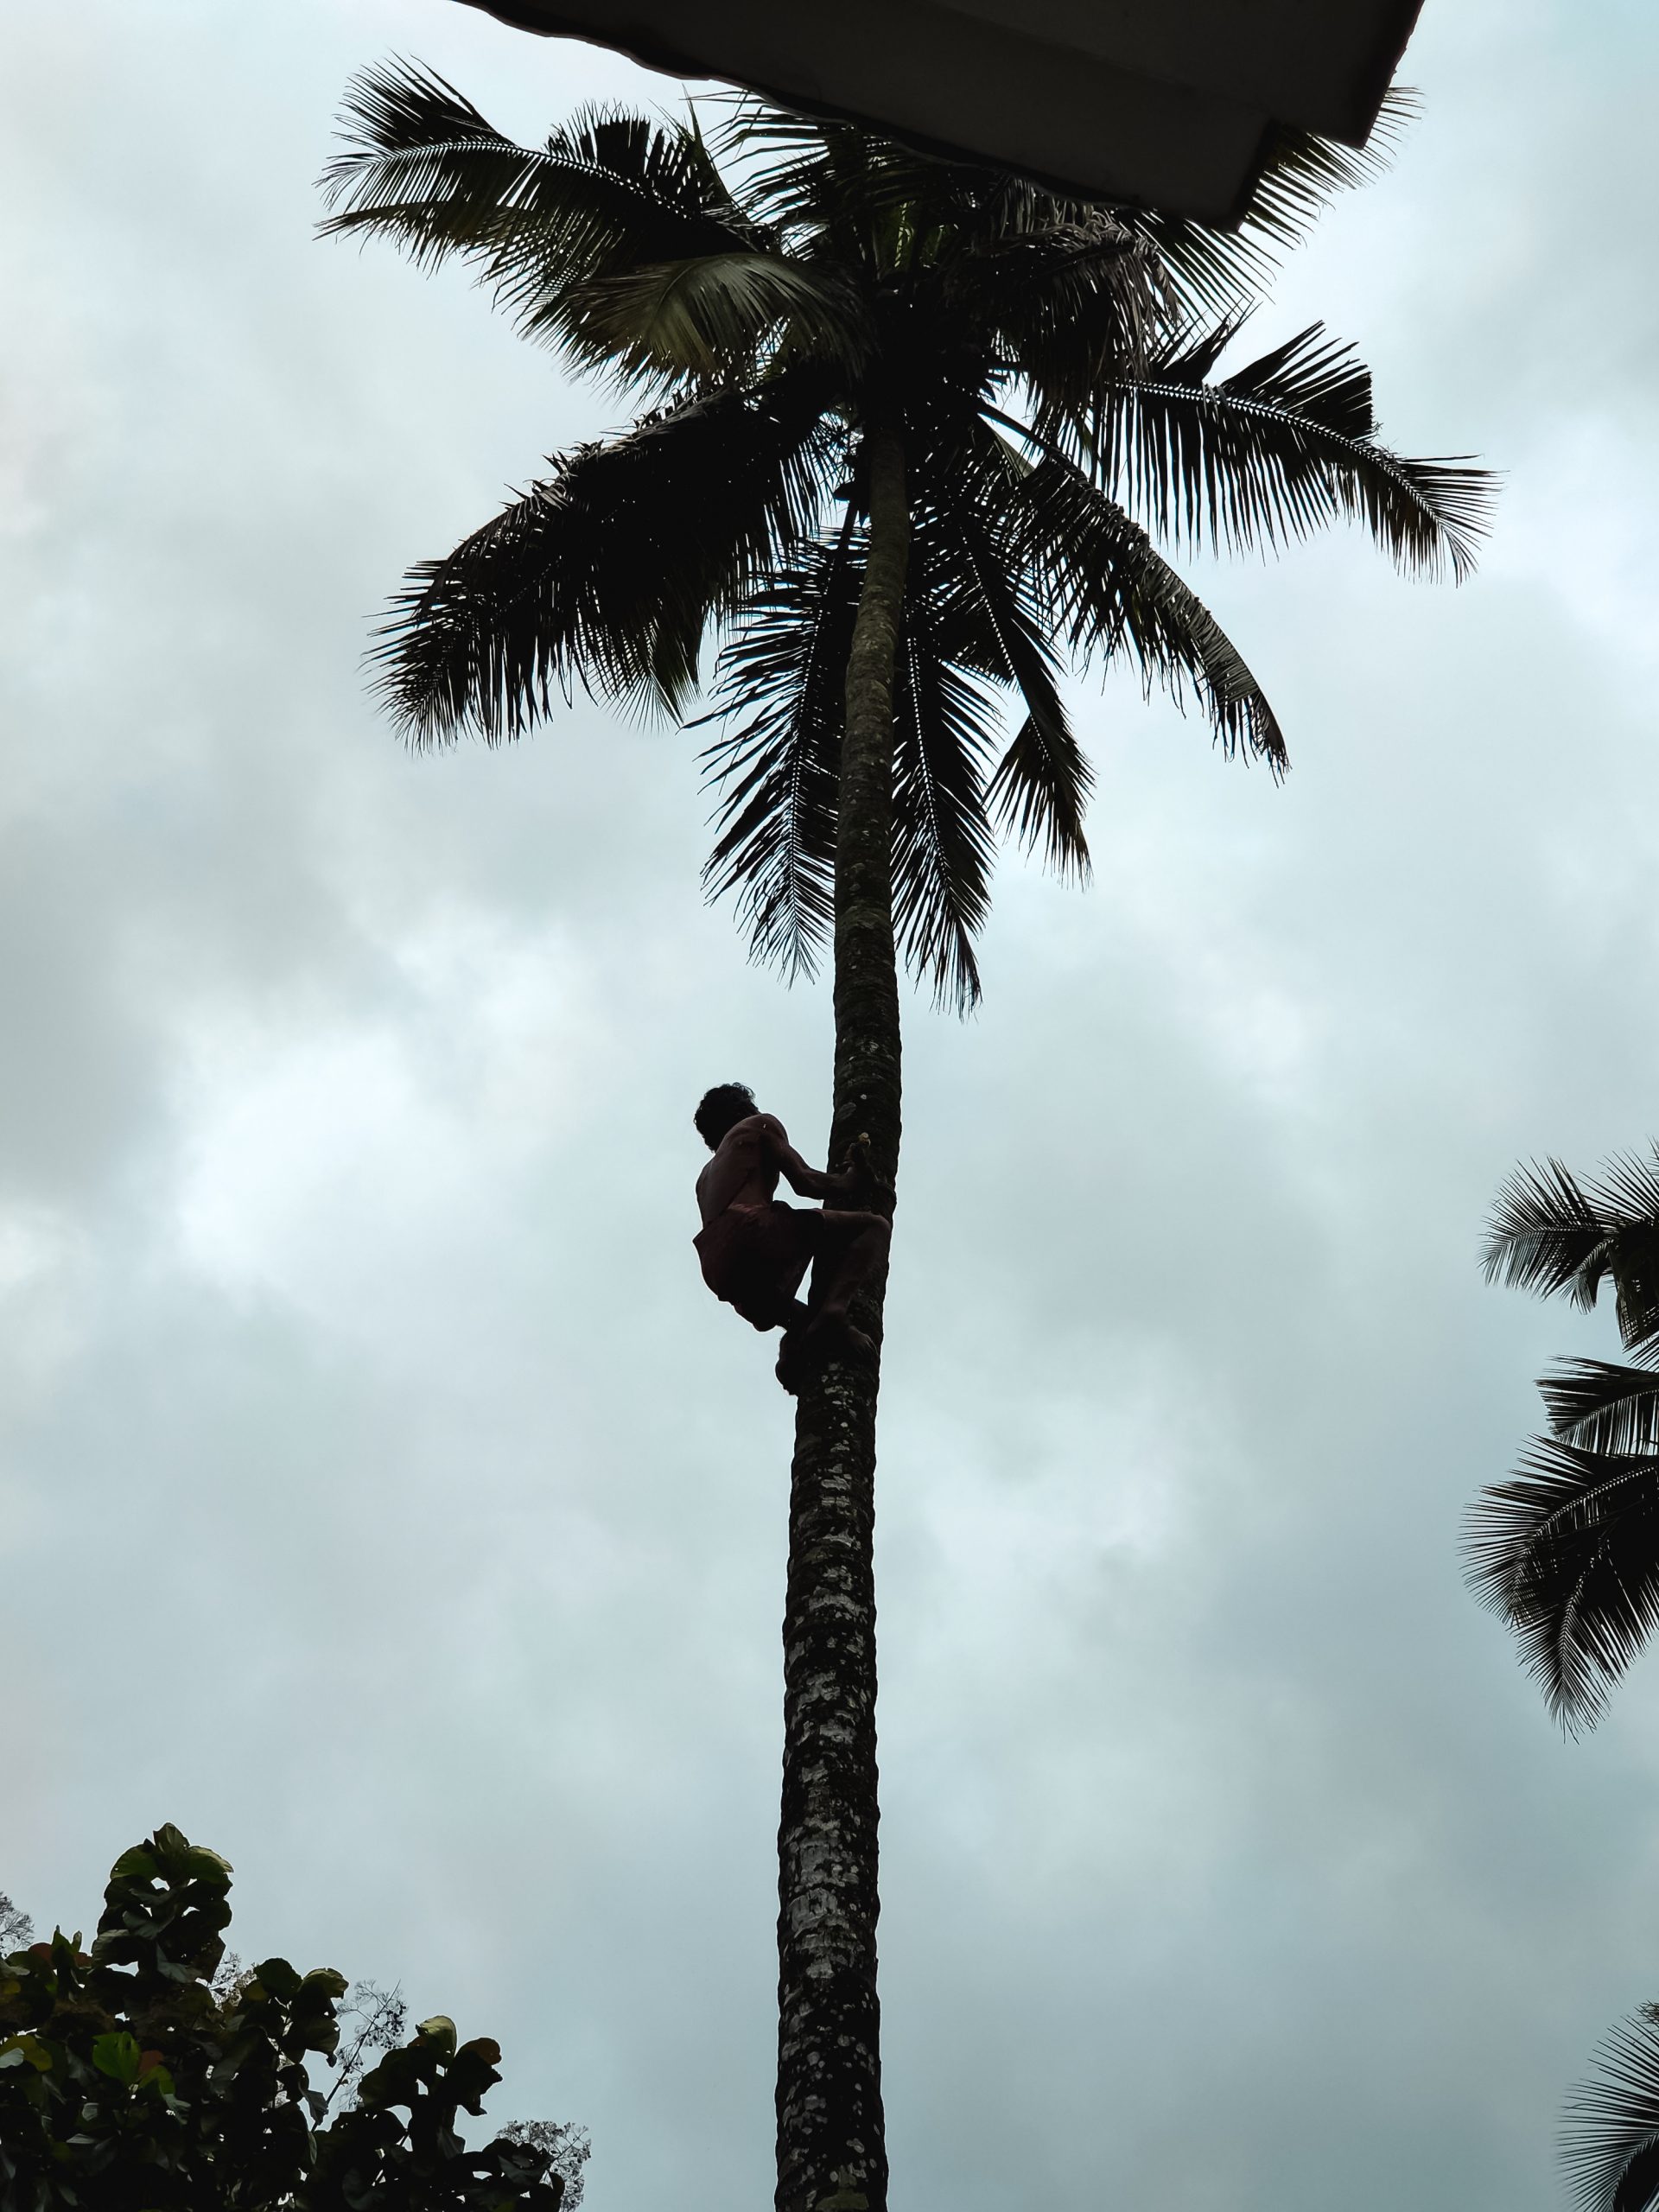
[1090,321,1492,579]
[1000,439,1287,769]
[320,62,761,363]
[1476,1148,1659,1726]
[700,526,860,980]
[1587,1149,1659,1350]
[1482,1150,1659,1350]
[703,512,1001,1006]
[914,452,1091,880]
[374,375,840,739]
[563,251,869,391]
[1464,1434,1659,1728]
[722,102,931,251]
[1141,89,1416,321]
[889,534,1000,1008]
[944,207,1166,396]
[1565,2008,1659,2212]
[1483,1157,1612,1307]
[1540,1358,1659,1456]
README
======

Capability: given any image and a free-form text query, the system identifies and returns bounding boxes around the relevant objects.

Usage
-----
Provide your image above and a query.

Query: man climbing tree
[321,71,1491,2212]
[693,1082,893,1390]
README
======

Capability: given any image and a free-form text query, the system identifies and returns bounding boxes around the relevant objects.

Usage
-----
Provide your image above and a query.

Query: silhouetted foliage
[319,67,1491,1013]
[499,2120,591,2209]
[0,1824,576,2210]
[1565,2002,1659,2212]
[1466,1146,1659,1728]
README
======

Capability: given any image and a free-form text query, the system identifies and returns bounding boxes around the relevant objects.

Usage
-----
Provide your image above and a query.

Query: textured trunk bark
[774,426,910,2212]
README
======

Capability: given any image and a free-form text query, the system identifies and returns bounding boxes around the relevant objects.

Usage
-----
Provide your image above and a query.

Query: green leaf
[107,1849,157,1884]
[0,2034,52,2073]
[91,2031,142,2084]
[416,2015,459,2055]
[181,1847,233,1884]
[251,1956,302,2000]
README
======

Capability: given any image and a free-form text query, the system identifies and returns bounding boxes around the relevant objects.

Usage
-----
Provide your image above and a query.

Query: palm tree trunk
[774,424,909,2212]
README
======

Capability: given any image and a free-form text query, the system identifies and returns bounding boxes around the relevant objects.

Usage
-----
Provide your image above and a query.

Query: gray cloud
[5,3,1659,2208]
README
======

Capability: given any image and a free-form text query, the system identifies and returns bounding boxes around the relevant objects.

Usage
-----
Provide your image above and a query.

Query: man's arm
[763,1121,889,1212]
[759,1117,840,1203]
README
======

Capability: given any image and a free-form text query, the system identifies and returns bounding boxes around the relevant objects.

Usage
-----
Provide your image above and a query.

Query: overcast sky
[5,2,1659,2206]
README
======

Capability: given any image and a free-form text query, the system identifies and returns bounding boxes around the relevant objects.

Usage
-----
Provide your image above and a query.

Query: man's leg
[776,1211,891,1390]
[806,1211,891,1325]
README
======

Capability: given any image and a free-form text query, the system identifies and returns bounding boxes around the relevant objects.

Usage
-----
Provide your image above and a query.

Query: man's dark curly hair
[695,1082,758,1150]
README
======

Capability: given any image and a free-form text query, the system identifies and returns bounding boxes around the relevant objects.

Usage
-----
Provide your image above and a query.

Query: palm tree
[320,68,1490,2212]
[1467,1148,1659,1732]
[1564,2001,1659,2212]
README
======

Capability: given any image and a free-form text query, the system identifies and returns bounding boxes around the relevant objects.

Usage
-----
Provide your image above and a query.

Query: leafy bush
[0,1823,572,2209]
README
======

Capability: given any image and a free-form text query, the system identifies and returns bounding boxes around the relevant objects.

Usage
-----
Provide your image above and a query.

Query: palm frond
[320,62,759,352]
[1464,1436,1659,1730]
[1090,321,1492,580]
[1540,1358,1659,1456]
[915,461,1090,880]
[702,515,1000,1007]
[945,208,1168,390]
[1140,88,1416,320]
[700,526,860,980]
[891,534,1000,1008]
[559,251,868,391]
[718,101,874,242]
[1248,92,1416,245]
[996,435,1286,770]
[1564,2008,1659,2212]
[372,377,838,741]
[1594,1147,1659,1224]
[1586,1148,1659,1350]
[1482,1159,1611,1309]
[1484,1147,1659,1344]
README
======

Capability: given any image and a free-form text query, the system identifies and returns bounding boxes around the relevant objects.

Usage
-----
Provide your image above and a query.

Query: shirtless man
[692,1082,893,1392]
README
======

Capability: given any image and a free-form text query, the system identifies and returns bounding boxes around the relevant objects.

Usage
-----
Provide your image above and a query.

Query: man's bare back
[691,1082,892,1392]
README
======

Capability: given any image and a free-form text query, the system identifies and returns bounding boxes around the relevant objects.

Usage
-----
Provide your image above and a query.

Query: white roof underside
[455,0,1426,219]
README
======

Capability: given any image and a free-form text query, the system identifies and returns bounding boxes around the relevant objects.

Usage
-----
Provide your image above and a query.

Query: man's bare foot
[817,1313,875,1364]
[775,1330,807,1394]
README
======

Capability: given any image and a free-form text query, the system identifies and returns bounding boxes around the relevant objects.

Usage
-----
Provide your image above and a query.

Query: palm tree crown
[1467,1147,1659,1728]
[1564,2002,1659,2212]
[319,66,1491,1011]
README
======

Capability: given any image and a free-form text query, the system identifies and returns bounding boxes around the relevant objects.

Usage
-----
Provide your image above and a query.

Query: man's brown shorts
[694,1201,816,1330]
